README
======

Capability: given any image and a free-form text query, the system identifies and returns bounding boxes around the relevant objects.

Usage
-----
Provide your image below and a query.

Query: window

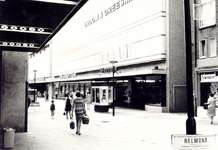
[199,40,206,58]
[113,47,120,60]
[102,40,108,63]
[199,0,216,28]
[208,37,216,57]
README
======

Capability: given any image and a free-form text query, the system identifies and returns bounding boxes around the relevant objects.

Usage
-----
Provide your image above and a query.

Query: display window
[92,86,113,105]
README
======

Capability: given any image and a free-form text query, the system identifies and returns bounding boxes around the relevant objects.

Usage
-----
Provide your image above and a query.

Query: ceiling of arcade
[0,0,87,52]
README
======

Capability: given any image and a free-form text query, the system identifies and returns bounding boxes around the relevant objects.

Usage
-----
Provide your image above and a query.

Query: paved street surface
[1,98,218,150]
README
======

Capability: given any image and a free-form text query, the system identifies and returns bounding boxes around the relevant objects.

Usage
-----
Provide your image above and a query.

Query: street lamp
[33,70,37,103]
[110,60,118,116]
[184,0,196,134]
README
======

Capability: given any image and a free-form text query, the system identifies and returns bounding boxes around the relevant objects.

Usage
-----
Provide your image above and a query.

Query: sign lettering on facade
[85,0,134,27]
[201,74,216,81]
[60,73,76,79]
[100,67,117,73]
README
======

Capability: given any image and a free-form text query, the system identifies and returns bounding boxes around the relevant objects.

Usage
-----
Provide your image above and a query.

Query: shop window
[199,0,216,28]
[208,37,216,57]
[132,75,166,108]
[199,40,207,58]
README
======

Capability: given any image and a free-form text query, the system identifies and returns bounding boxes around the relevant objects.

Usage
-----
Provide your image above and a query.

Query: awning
[0,0,88,53]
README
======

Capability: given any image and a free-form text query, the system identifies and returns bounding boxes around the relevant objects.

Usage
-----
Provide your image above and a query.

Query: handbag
[203,103,208,110]
[82,115,89,124]
[63,112,66,115]
[70,121,75,129]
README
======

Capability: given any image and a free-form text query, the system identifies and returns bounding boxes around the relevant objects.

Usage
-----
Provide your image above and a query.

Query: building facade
[194,0,218,116]
[29,0,191,113]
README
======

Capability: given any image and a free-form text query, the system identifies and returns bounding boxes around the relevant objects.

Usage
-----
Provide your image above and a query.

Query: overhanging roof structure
[0,0,88,52]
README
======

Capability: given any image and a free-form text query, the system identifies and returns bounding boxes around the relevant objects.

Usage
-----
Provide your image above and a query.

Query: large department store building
[29,0,191,113]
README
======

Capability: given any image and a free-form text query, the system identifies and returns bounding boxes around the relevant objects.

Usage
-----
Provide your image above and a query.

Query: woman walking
[65,95,72,119]
[86,92,92,110]
[71,92,87,135]
[207,93,217,124]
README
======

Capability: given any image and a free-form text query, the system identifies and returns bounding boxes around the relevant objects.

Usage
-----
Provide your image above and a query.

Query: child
[50,100,55,119]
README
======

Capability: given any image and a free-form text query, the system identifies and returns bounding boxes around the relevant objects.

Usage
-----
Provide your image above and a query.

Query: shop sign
[85,0,134,28]
[37,77,45,81]
[100,67,117,73]
[201,74,216,82]
[171,134,216,150]
[60,73,76,79]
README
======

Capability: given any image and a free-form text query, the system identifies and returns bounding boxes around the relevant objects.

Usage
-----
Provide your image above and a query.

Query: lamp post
[33,70,37,103]
[184,0,196,134]
[110,60,118,116]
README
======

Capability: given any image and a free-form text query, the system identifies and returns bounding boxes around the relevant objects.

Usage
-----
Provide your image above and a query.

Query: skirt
[207,107,216,117]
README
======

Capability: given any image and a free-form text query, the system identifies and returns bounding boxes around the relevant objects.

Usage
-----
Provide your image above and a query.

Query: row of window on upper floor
[199,37,216,58]
[195,0,216,28]
[197,0,217,58]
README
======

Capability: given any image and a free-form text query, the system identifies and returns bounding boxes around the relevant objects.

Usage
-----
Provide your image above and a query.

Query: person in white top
[206,93,217,124]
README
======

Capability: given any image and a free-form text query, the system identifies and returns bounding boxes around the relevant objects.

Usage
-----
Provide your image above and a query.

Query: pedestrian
[65,95,72,119]
[127,90,131,107]
[50,100,55,119]
[206,93,217,124]
[71,92,87,135]
[44,91,47,101]
[55,90,58,100]
[86,92,92,110]
[28,96,31,108]
[46,92,49,102]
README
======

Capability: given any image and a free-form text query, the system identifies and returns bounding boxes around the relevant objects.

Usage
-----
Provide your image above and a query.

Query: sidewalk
[1,98,218,150]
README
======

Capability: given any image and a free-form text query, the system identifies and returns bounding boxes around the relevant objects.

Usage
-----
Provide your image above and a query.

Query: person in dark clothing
[65,95,72,119]
[28,96,31,108]
[50,100,55,119]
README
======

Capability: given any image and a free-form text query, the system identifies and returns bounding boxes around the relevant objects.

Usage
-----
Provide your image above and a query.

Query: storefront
[196,71,218,117]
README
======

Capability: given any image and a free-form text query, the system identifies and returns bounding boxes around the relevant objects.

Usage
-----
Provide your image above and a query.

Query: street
[3,98,218,150]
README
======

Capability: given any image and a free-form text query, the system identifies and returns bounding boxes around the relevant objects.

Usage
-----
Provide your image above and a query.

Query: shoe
[211,121,213,124]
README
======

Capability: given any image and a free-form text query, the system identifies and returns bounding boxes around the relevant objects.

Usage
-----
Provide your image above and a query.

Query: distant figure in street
[50,100,55,119]
[86,92,92,110]
[65,95,72,119]
[55,90,58,100]
[28,96,31,108]
[206,93,217,124]
[127,90,131,107]
[44,91,48,102]
[46,92,49,102]
[71,92,87,135]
